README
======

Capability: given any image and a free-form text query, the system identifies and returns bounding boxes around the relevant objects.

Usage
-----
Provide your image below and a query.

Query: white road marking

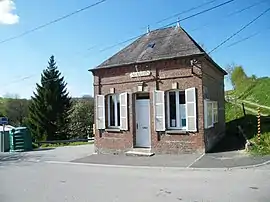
[186,153,205,168]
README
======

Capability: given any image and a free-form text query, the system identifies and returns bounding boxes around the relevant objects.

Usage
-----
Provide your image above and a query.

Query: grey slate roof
[95,26,226,75]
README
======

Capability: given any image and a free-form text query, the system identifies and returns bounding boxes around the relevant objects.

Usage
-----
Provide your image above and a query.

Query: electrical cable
[0,0,107,45]
[208,7,270,54]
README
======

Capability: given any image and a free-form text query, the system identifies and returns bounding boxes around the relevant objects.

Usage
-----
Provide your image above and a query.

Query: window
[154,88,197,132]
[166,91,186,129]
[107,94,120,128]
[96,93,128,130]
[204,100,218,128]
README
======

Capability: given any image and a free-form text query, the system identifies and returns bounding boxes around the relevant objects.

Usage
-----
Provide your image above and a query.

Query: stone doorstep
[125,148,155,157]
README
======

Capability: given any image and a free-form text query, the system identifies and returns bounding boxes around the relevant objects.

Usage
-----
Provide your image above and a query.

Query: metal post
[1,124,5,152]
[257,107,261,143]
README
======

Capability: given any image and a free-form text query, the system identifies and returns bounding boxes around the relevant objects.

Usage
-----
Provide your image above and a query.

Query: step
[125,148,155,157]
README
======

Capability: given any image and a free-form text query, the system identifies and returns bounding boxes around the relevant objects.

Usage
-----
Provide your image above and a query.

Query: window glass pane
[207,102,212,127]
[109,96,115,126]
[169,92,176,127]
[117,97,120,126]
[179,92,185,104]
[182,119,186,127]
[180,104,186,127]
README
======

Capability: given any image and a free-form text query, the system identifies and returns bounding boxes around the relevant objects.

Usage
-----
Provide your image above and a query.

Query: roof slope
[97,26,205,68]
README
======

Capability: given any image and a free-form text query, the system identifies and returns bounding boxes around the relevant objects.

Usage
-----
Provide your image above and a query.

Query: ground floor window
[107,94,120,127]
[166,91,186,129]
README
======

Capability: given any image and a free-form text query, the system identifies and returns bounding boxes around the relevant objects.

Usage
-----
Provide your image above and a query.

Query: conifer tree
[29,55,71,141]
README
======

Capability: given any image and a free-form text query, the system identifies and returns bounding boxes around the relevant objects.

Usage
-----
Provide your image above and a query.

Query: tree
[5,98,30,126]
[226,64,247,89]
[231,65,247,89]
[28,55,72,141]
[68,98,94,139]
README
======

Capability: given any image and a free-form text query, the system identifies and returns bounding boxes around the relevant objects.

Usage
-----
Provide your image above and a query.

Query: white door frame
[135,99,151,148]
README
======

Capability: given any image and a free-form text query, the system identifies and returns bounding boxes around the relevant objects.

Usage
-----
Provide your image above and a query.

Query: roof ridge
[93,26,222,72]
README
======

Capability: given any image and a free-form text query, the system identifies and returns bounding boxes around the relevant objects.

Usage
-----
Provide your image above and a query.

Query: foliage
[225,102,270,155]
[250,132,270,156]
[5,98,30,126]
[0,98,7,117]
[0,97,30,126]
[68,97,94,139]
[225,102,244,122]
[241,78,270,106]
[230,65,247,89]
[28,55,72,141]
[226,64,270,107]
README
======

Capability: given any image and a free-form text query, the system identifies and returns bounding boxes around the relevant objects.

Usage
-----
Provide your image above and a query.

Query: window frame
[166,90,187,130]
[213,101,218,123]
[204,100,218,129]
[107,94,120,128]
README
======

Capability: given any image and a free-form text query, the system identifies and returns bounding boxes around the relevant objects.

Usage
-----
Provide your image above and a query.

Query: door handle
[136,123,138,129]
[142,126,148,129]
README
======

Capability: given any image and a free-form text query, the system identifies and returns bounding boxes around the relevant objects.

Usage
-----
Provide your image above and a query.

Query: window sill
[166,130,188,134]
[105,128,121,132]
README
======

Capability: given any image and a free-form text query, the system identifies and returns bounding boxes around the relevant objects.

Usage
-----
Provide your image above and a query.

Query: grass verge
[249,132,270,156]
[225,102,270,156]
[32,141,94,149]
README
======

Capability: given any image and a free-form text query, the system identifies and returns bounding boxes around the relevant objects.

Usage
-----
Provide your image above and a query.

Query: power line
[93,0,235,54]
[155,0,219,24]
[163,0,235,28]
[226,26,270,48]
[3,0,240,87]
[208,7,270,54]
[190,0,267,32]
[0,0,107,45]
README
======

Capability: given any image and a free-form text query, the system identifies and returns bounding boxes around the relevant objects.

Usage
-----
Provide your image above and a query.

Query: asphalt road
[0,145,270,202]
[0,160,270,202]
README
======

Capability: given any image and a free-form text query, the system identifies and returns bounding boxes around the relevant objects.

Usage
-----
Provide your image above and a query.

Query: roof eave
[203,53,227,75]
[88,53,205,72]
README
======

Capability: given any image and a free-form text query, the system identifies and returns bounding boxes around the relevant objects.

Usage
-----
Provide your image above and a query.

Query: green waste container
[10,127,32,152]
[0,131,10,152]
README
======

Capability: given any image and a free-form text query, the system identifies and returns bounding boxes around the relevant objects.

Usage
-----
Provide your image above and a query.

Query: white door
[135,99,151,147]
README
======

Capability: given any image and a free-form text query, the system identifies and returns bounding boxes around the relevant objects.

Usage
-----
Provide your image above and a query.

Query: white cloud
[0,0,19,25]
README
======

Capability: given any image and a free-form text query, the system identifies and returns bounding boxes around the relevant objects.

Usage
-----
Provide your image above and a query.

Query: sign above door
[130,70,151,78]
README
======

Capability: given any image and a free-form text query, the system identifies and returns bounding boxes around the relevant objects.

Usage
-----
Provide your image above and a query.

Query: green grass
[225,102,250,122]
[225,102,270,155]
[249,132,270,156]
[243,78,270,106]
[229,77,270,107]
[241,102,270,116]
[38,141,93,148]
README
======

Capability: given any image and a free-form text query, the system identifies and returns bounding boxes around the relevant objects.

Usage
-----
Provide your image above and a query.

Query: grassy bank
[225,102,270,155]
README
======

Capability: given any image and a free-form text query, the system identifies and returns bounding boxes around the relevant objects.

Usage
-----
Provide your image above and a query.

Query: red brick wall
[92,56,210,154]
[202,58,226,152]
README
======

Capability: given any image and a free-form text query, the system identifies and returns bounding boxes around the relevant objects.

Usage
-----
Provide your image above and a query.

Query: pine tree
[28,55,72,141]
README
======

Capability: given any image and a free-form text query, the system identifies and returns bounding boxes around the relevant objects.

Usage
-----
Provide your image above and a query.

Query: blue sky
[0,0,269,98]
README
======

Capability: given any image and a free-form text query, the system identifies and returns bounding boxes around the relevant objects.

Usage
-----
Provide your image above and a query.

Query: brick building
[89,25,227,155]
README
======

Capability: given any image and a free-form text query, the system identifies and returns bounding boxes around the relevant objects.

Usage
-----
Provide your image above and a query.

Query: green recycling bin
[10,127,32,152]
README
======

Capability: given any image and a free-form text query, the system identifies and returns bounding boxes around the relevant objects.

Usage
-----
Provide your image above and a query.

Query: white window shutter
[120,92,128,130]
[96,95,105,129]
[185,87,197,132]
[154,90,165,131]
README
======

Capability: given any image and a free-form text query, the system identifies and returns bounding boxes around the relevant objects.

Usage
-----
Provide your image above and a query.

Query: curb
[45,159,270,171]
